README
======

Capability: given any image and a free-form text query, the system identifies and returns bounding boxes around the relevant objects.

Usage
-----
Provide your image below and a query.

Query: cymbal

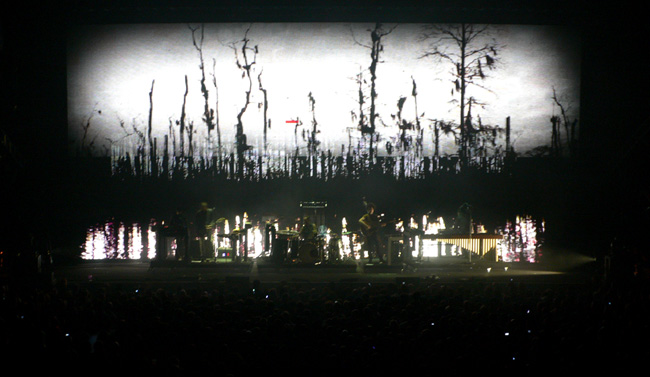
[276,230,299,236]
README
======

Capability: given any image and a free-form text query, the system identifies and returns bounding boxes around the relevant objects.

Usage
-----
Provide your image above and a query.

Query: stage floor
[48,254,601,289]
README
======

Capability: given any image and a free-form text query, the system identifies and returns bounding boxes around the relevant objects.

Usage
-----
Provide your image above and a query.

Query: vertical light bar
[147,221,156,260]
[341,217,351,258]
[130,225,142,260]
[117,223,126,258]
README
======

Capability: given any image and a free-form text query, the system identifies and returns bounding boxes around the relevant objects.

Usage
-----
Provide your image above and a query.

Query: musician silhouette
[169,208,189,261]
[454,203,472,234]
[195,202,215,262]
[299,216,317,242]
[359,202,386,263]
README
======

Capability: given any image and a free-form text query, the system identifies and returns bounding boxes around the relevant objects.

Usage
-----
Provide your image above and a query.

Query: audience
[1,269,648,377]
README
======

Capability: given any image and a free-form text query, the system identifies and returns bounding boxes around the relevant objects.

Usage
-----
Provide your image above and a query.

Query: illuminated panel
[117,223,126,258]
[81,215,543,261]
[497,215,542,262]
[83,221,155,260]
[84,226,105,260]
[147,222,156,260]
[129,225,143,260]
[423,234,503,261]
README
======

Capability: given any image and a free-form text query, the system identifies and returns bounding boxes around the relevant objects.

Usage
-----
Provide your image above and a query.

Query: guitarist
[359,202,386,263]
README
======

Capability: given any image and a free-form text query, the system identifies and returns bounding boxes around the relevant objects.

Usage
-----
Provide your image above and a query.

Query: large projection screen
[67,23,580,177]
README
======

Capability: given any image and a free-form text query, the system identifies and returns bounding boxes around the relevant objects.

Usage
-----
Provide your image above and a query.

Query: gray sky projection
[67,23,580,159]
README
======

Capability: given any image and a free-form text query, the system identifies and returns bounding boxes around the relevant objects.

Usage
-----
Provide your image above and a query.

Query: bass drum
[297,241,320,264]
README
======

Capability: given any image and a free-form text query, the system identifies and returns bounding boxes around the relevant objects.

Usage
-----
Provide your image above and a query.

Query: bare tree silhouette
[351,23,397,162]
[228,24,257,178]
[419,24,503,169]
[389,78,424,157]
[392,96,413,151]
[178,75,188,157]
[552,87,579,157]
[550,114,562,157]
[147,80,155,174]
[350,66,367,150]
[210,59,222,162]
[189,24,216,135]
[78,107,101,157]
[307,91,320,156]
[258,69,269,156]
[411,76,425,157]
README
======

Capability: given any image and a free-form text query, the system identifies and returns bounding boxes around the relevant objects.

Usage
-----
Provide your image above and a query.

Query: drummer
[299,216,318,242]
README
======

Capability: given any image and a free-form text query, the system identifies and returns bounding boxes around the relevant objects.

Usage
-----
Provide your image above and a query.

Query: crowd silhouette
[2,268,648,377]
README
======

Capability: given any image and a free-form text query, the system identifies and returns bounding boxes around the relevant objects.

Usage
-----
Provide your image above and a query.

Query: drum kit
[267,200,359,265]
[271,229,345,265]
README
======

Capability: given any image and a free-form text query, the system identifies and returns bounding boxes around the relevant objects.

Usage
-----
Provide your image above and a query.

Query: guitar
[359,197,396,240]
[359,216,396,239]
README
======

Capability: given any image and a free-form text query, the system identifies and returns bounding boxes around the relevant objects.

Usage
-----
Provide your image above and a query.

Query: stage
[47,251,600,290]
